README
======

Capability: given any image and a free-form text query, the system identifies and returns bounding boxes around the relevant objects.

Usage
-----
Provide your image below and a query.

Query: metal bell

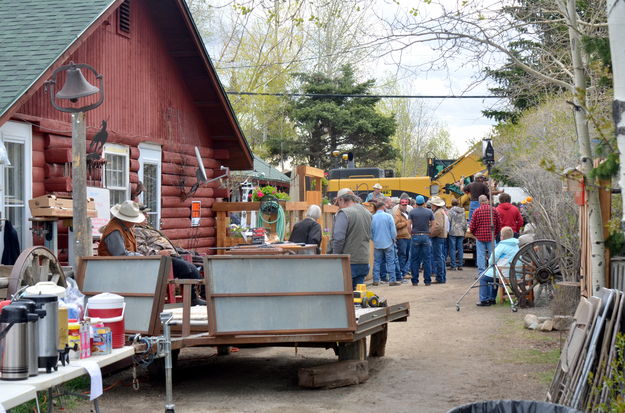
[55,65,100,102]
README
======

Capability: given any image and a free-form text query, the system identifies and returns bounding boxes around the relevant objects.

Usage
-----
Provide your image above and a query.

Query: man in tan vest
[429,196,448,284]
[393,198,412,280]
[329,188,372,289]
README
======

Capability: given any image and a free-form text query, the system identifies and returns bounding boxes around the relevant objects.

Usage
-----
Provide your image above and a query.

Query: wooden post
[71,111,91,268]
[337,338,366,361]
[369,325,388,357]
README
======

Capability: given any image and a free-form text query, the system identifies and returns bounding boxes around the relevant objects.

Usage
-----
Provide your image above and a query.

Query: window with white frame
[103,144,129,208]
[138,143,161,229]
[0,121,32,250]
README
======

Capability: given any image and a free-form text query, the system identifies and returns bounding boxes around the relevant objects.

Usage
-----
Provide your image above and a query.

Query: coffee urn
[24,294,58,373]
[17,299,46,376]
[0,304,29,380]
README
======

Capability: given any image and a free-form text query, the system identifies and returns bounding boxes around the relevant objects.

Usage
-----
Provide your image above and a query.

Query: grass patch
[522,348,561,364]
[10,376,91,413]
[533,369,556,385]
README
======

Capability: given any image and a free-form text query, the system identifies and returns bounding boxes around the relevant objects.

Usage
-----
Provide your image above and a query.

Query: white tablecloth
[0,346,134,410]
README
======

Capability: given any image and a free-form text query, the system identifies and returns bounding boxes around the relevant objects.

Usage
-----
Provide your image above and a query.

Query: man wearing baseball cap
[329,188,372,288]
[365,183,384,202]
[393,197,412,280]
[407,195,434,286]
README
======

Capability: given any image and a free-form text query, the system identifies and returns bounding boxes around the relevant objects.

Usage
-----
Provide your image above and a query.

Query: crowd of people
[328,175,535,307]
[99,174,535,309]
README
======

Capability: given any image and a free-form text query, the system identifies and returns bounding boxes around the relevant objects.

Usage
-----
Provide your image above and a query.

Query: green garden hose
[256,201,285,241]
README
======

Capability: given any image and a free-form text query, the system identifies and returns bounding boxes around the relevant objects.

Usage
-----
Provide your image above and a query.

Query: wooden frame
[203,255,356,336]
[76,256,170,335]
[213,201,337,254]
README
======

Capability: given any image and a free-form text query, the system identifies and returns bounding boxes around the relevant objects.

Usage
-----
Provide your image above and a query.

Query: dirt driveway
[74,269,561,413]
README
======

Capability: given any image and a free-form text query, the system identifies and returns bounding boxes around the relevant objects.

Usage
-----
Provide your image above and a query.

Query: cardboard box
[29,195,97,218]
[29,195,73,209]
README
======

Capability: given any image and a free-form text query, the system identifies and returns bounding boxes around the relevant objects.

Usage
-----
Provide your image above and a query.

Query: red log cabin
[0,0,253,260]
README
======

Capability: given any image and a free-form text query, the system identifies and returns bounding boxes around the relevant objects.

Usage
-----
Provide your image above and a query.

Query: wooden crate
[29,195,96,218]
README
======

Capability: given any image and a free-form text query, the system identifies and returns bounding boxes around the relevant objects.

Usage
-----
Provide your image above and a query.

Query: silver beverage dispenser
[17,299,46,376]
[23,294,58,373]
[0,304,29,380]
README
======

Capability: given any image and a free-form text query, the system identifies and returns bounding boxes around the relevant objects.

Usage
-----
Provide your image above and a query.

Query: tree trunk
[607,0,625,229]
[566,0,605,291]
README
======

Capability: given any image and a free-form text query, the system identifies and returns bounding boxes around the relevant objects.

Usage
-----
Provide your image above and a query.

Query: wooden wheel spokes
[509,239,579,308]
[6,247,66,298]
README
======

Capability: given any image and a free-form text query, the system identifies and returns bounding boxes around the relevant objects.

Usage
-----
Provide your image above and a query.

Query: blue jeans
[374,247,396,283]
[479,276,498,302]
[351,264,370,289]
[468,200,480,222]
[431,237,447,283]
[392,244,401,279]
[476,239,493,276]
[397,238,411,277]
[449,236,464,268]
[410,235,432,285]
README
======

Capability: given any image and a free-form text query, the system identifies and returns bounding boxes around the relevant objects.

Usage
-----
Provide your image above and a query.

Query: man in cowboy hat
[365,183,384,202]
[98,200,145,257]
[98,200,205,306]
[429,196,448,284]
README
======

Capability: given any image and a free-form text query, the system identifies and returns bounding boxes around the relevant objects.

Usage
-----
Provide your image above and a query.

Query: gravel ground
[71,267,561,413]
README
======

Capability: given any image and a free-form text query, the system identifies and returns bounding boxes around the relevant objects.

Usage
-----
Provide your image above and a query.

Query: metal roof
[232,155,290,183]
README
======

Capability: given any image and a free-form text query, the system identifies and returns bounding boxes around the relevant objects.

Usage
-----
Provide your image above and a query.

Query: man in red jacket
[469,195,501,281]
[496,192,524,237]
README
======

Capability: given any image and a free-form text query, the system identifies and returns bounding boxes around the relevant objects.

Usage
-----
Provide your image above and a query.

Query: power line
[226,91,503,99]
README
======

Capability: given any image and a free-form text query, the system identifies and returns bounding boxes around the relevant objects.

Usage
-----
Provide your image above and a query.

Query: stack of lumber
[547,288,624,410]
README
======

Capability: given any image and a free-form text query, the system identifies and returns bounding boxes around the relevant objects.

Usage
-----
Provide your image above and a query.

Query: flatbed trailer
[163,302,410,360]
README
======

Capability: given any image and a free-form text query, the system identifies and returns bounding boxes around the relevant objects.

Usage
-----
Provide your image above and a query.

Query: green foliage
[483,41,567,123]
[605,228,625,256]
[582,35,612,87]
[252,185,290,201]
[273,64,398,170]
[590,152,620,181]
[589,333,625,411]
[489,165,521,187]
[11,377,89,412]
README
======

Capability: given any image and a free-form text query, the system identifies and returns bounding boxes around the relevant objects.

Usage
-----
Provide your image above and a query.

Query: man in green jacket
[329,188,372,288]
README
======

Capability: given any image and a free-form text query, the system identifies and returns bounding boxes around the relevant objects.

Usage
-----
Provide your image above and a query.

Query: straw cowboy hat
[429,196,446,207]
[373,183,383,189]
[110,200,145,223]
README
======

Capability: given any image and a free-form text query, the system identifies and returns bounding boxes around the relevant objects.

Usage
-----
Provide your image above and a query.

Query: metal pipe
[160,312,174,413]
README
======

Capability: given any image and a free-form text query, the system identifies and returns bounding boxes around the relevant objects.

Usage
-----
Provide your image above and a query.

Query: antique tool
[508,239,579,308]
[7,247,66,298]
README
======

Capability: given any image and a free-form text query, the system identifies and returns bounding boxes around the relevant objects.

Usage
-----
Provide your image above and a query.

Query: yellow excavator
[326,145,485,206]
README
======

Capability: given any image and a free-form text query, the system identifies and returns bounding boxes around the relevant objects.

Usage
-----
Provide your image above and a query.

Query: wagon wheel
[508,239,578,308]
[6,246,67,298]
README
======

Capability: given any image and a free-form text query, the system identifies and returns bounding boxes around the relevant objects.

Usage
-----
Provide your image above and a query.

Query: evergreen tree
[273,65,397,170]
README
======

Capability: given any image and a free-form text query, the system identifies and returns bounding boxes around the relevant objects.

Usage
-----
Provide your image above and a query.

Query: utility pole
[71,111,90,265]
